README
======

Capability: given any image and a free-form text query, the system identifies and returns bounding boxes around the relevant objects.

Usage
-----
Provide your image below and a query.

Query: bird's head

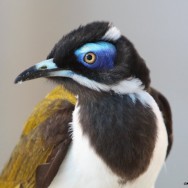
[15,21,150,95]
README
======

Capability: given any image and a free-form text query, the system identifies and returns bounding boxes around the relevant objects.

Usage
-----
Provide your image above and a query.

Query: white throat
[49,70,144,94]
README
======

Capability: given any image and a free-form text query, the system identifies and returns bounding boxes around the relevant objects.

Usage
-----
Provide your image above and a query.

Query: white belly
[50,97,168,188]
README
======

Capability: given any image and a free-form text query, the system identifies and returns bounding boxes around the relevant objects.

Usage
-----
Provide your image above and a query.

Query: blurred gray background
[0,0,187,187]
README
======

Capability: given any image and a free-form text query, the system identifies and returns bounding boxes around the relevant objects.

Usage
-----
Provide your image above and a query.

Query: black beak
[14,59,58,84]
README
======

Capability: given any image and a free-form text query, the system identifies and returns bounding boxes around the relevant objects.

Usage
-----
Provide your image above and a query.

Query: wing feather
[0,86,76,188]
[149,87,173,157]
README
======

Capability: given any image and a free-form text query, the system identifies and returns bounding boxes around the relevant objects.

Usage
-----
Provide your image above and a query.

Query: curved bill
[14,59,59,84]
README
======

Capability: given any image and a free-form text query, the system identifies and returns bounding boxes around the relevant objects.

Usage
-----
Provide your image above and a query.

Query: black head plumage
[15,21,150,91]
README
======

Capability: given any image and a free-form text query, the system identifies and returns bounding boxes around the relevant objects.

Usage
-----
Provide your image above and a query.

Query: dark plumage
[10,21,173,188]
[47,22,150,88]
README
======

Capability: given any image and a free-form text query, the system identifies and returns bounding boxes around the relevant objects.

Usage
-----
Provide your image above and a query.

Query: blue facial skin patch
[74,42,116,70]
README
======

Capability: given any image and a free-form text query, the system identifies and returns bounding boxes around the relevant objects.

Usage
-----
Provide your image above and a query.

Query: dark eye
[84,52,96,64]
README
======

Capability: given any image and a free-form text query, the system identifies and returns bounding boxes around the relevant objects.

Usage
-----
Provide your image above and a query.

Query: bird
[0,21,173,188]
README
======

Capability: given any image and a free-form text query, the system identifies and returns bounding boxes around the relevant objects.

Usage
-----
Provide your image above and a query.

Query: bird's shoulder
[149,87,173,157]
[0,86,76,188]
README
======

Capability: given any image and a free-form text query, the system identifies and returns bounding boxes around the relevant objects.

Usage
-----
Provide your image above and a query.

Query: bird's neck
[75,92,157,182]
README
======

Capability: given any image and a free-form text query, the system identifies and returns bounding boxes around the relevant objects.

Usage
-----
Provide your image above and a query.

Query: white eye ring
[84,52,96,64]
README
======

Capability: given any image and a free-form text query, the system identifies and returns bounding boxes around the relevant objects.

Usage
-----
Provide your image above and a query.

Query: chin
[47,77,97,98]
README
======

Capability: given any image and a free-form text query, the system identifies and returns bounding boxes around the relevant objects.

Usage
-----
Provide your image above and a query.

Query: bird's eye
[84,52,96,64]
[75,42,116,70]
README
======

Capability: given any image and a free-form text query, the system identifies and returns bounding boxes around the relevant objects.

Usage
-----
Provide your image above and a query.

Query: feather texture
[0,86,76,188]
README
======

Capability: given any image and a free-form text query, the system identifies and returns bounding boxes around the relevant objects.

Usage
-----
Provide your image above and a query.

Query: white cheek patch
[48,70,143,94]
[48,70,74,78]
[102,26,121,41]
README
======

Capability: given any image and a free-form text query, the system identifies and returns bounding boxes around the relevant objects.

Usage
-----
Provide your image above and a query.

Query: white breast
[49,92,168,188]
